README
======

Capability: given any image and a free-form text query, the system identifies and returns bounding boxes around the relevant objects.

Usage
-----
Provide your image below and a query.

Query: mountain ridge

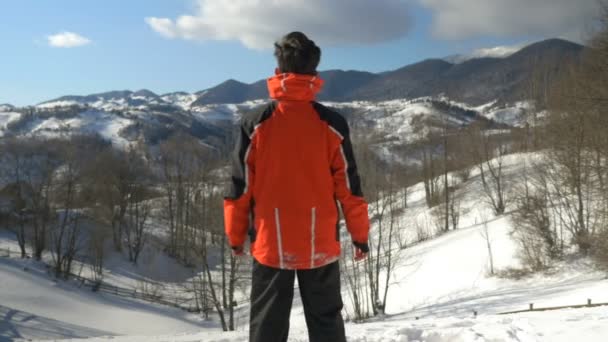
[34,38,583,109]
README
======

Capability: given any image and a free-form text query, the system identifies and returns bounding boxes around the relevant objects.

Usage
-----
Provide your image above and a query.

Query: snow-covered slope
[27,109,133,147]
[160,92,198,111]
[0,257,205,341]
[37,90,171,112]
[0,110,21,137]
[3,97,518,150]
[52,307,608,342]
[37,90,228,113]
[0,104,16,112]
[481,101,534,127]
[2,153,608,341]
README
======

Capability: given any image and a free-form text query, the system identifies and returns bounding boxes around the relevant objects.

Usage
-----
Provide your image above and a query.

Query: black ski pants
[249,259,346,342]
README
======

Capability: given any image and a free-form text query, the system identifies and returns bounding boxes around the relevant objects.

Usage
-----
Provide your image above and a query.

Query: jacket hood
[267,72,324,102]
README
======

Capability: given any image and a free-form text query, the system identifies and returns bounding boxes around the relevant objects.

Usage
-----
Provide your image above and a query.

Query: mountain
[38,89,168,111]
[316,70,379,101]
[3,96,513,153]
[160,92,198,110]
[190,70,379,105]
[188,38,582,106]
[36,38,583,110]
[349,59,454,101]
[4,38,580,149]
[351,39,583,105]
[0,104,15,112]
[191,79,267,106]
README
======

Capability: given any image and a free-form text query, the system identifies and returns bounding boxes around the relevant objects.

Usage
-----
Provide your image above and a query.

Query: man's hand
[353,241,369,262]
[231,245,245,257]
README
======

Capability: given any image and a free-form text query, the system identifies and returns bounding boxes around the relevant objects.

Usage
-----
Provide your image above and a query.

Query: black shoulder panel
[312,102,349,139]
[225,102,277,200]
[312,102,363,197]
[241,102,277,136]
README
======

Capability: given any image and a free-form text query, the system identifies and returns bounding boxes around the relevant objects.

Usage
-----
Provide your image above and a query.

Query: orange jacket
[224,72,369,269]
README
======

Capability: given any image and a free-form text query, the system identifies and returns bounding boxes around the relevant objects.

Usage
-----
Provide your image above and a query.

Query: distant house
[0,193,11,217]
[0,186,15,227]
[0,182,34,216]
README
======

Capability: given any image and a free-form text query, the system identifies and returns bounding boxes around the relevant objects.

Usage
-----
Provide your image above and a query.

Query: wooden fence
[498,299,608,315]
[68,272,202,312]
[5,246,608,319]
[0,247,204,313]
[0,247,15,258]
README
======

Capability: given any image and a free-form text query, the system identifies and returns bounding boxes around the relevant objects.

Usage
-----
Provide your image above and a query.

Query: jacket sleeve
[223,122,256,248]
[330,122,370,244]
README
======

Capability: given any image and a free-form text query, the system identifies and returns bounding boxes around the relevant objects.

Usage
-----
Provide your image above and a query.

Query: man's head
[274,32,321,75]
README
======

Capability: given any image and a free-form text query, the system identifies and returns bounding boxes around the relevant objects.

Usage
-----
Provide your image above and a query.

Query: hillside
[0,97,521,155]
[2,153,608,341]
[0,257,205,340]
[0,38,579,153]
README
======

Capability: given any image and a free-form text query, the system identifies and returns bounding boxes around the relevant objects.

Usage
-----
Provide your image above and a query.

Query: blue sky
[0,0,598,106]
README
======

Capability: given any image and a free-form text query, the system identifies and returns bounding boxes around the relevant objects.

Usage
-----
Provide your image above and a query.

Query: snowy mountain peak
[132,89,159,98]
[0,104,15,112]
[160,92,198,110]
[38,89,178,111]
[444,43,527,64]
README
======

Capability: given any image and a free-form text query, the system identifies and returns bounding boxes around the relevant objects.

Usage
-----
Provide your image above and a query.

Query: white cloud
[47,32,91,48]
[418,0,600,40]
[146,0,411,49]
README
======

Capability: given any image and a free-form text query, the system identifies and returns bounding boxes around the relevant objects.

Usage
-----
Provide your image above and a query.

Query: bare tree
[480,218,495,275]
[89,223,109,287]
[23,140,58,260]
[158,133,212,264]
[48,137,98,278]
[124,187,151,265]
[85,148,136,252]
[0,138,30,258]
[511,160,561,270]
[467,124,510,216]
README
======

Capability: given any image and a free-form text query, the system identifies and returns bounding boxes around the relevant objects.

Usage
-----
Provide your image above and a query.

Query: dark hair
[274,32,321,75]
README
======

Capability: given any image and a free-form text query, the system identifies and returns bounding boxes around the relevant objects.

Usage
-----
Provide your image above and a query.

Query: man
[224,32,370,342]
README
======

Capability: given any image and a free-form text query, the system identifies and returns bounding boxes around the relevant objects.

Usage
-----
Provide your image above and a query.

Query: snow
[0,257,206,341]
[36,100,81,109]
[0,111,21,137]
[0,104,15,112]
[375,101,471,142]
[74,110,133,148]
[160,93,198,110]
[482,102,532,127]
[26,307,608,342]
[191,100,268,122]
[18,96,541,153]
[444,43,526,64]
[2,153,608,341]
[326,98,476,145]
[38,94,165,113]
[26,110,134,148]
